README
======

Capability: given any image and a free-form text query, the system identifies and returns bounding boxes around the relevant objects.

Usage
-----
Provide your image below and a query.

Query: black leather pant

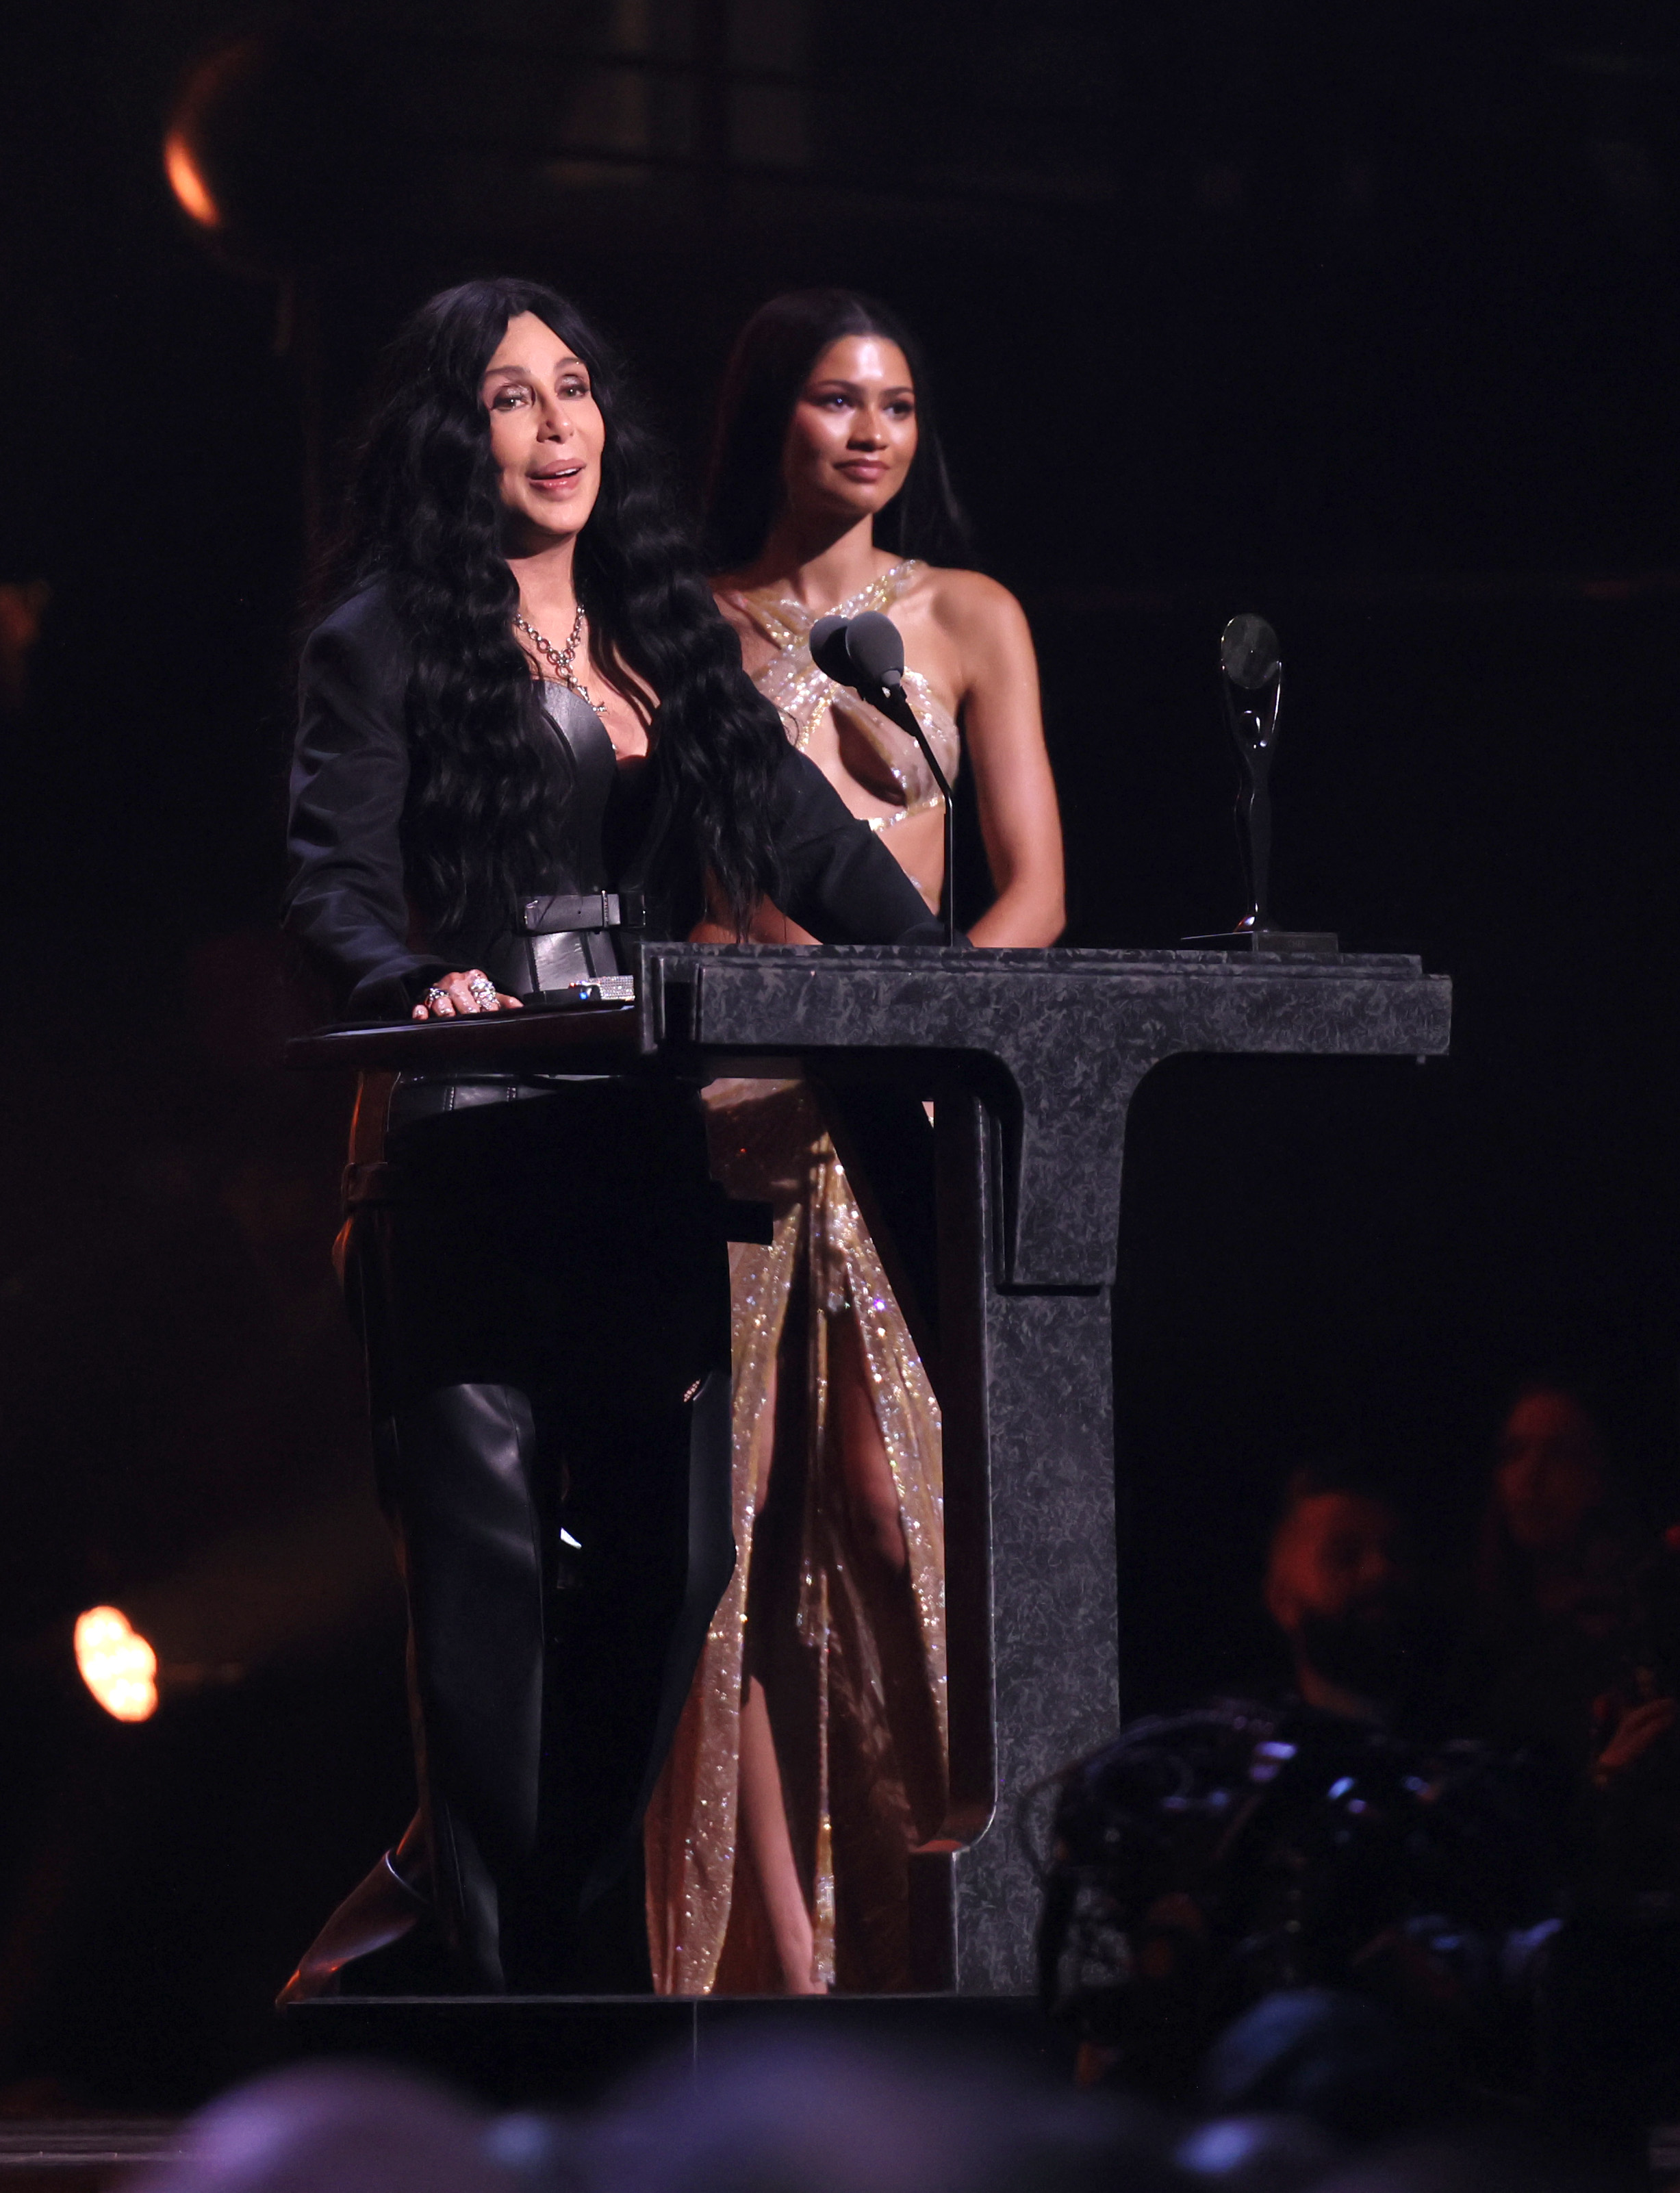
[345,1078,735,1992]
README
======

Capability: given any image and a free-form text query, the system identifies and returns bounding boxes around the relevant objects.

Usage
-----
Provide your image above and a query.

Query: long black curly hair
[321,277,786,937]
[704,288,971,574]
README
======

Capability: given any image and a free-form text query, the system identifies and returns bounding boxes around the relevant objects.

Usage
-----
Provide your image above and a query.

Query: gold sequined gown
[644,561,956,1993]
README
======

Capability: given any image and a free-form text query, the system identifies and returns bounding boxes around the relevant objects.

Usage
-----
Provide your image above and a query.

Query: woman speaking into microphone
[279,278,945,1997]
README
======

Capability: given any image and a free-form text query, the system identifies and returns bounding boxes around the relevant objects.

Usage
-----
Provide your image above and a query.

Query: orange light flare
[74,1606,159,1723]
[163,130,221,229]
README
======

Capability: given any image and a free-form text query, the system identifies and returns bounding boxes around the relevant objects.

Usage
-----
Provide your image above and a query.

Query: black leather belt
[520,891,646,935]
[380,1076,602,1146]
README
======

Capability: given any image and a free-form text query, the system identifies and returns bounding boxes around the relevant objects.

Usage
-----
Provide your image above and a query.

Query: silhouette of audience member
[136,2040,1186,2193]
[1197,1988,1444,2148]
[1264,1467,1423,1725]
[1472,1384,1674,1785]
[592,2033,1180,2193]
[132,2065,526,2193]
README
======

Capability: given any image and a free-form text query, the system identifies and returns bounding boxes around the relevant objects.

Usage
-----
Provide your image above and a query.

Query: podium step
[283,1992,1067,2105]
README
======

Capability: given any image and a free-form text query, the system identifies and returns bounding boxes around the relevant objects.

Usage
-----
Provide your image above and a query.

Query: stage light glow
[74,1607,159,1723]
[164,131,221,229]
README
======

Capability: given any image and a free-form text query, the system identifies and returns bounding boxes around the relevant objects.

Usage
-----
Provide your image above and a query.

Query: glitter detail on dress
[642,1102,947,1991]
[642,563,955,1994]
[720,561,961,899]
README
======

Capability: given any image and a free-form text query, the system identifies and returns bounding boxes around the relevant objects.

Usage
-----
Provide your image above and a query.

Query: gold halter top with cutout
[721,559,961,902]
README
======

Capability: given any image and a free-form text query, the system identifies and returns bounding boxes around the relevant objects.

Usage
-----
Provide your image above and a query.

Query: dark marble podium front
[288,944,1449,2055]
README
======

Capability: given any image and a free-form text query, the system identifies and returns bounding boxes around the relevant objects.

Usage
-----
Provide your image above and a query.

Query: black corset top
[479,681,648,1000]
[540,679,619,890]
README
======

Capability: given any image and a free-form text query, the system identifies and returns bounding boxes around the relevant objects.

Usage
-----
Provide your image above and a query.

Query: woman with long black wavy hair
[277,278,945,1997]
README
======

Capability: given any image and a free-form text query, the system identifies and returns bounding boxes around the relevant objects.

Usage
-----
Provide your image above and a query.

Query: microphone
[808,611,956,948]
[811,609,906,692]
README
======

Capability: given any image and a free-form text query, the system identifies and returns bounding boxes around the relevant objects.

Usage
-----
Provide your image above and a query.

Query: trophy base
[1182,928,1340,956]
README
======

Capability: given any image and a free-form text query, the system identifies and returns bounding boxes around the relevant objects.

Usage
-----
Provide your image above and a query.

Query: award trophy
[1186,613,1338,954]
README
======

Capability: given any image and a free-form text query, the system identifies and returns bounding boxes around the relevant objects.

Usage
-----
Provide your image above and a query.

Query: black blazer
[284,582,948,1019]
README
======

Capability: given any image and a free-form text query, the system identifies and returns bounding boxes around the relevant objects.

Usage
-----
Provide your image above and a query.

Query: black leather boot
[338,1082,737,1994]
[276,1816,433,2004]
[389,1380,547,1992]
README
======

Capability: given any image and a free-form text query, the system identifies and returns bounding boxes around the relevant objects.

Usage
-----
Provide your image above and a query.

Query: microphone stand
[854,673,958,949]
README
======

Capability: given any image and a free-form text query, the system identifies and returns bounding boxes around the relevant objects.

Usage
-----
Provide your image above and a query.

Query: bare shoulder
[914,564,1033,650]
[915,563,1027,632]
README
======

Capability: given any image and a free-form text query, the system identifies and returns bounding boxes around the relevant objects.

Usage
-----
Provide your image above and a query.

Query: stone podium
[290,942,1450,2019]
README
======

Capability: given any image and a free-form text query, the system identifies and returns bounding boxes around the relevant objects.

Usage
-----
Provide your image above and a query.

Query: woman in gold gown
[644,291,1065,1993]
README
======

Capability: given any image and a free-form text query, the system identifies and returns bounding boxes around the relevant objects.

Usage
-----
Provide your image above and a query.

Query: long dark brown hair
[704,288,971,573]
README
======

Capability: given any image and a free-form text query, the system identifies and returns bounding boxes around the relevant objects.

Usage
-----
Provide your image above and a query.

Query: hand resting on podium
[409,967,524,1020]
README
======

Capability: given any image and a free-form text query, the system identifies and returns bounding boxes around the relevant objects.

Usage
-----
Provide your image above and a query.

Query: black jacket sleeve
[767,745,954,947]
[283,587,452,1022]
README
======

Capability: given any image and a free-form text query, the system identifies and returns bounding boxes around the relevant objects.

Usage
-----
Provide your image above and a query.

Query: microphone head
[843,611,906,690]
[1220,613,1282,691]
[809,614,853,683]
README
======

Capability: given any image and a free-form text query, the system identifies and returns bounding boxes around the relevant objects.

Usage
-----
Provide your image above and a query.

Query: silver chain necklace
[513,604,604,719]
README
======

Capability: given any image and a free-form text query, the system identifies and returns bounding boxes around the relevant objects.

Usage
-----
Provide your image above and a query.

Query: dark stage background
[3,0,1679,2106]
